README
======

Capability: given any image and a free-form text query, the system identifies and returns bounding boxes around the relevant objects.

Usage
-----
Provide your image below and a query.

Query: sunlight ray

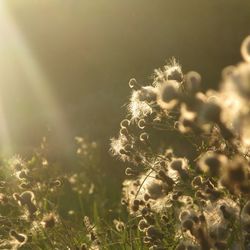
[0,1,71,152]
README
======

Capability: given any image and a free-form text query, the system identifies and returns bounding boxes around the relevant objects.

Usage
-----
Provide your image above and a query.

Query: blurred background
[0,0,250,161]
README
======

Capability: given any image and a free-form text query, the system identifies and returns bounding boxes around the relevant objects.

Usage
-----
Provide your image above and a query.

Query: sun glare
[0,1,70,155]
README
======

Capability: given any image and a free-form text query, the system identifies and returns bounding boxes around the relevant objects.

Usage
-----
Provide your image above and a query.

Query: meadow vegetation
[1,36,250,249]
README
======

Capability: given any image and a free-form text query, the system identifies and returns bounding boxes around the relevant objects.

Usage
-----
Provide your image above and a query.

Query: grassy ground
[0,137,138,250]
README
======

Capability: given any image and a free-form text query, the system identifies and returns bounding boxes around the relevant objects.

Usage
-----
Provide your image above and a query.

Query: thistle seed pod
[125,167,137,176]
[138,219,148,231]
[129,78,141,90]
[9,230,27,243]
[140,132,149,142]
[138,119,146,129]
[113,219,125,232]
[120,119,130,128]
[241,35,250,62]
[191,176,203,188]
